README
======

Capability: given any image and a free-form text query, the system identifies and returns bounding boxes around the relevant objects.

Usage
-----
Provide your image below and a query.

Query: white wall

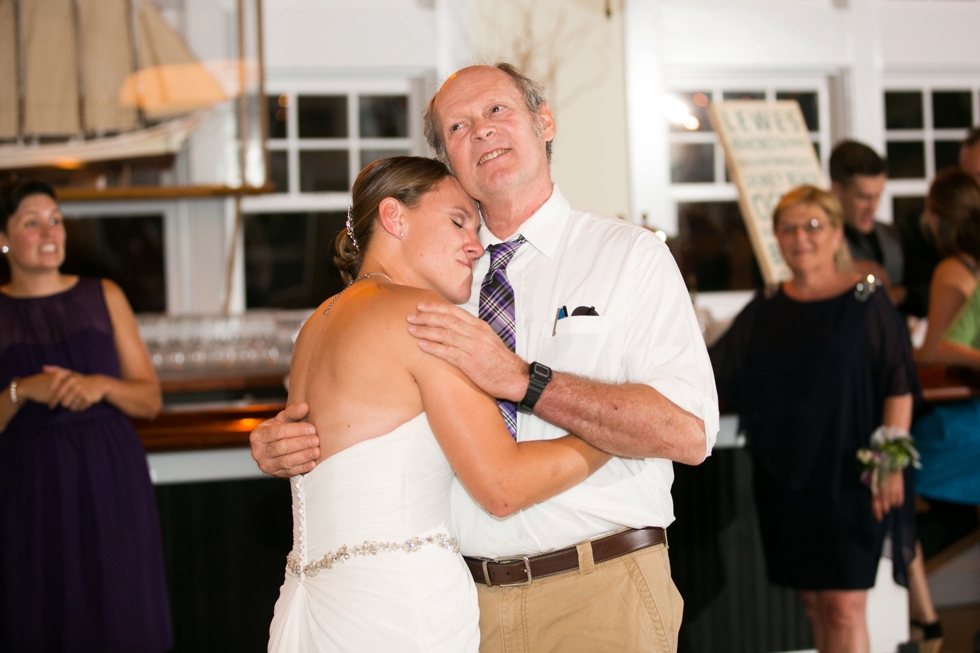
[264,0,437,77]
[472,0,632,219]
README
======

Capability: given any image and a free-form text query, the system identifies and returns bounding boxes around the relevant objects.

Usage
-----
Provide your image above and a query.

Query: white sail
[22,0,80,135]
[79,0,139,133]
[124,0,227,119]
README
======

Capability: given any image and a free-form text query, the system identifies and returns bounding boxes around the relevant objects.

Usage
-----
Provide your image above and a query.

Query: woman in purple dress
[0,181,172,652]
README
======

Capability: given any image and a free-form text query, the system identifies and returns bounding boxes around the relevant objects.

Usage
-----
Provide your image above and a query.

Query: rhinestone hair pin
[345,205,359,251]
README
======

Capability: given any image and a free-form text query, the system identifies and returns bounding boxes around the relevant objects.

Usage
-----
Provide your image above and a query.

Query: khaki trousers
[475,541,682,653]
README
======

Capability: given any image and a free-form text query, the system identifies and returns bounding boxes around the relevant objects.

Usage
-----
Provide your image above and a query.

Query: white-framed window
[662,75,831,292]
[666,79,829,198]
[239,77,427,308]
[882,78,980,215]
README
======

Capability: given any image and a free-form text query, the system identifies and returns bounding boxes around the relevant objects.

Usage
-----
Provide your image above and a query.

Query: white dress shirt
[450,186,719,558]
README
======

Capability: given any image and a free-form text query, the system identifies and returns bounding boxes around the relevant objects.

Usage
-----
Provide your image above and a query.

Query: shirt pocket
[535,315,612,375]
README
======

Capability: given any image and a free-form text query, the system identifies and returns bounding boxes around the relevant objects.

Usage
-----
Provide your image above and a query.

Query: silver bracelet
[9,379,18,405]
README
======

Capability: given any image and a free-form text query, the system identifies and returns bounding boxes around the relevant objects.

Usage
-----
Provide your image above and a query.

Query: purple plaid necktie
[479,236,525,439]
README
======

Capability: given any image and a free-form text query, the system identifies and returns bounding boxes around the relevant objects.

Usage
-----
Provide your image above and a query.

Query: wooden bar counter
[133,364,980,454]
[133,373,287,453]
[917,364,980,402]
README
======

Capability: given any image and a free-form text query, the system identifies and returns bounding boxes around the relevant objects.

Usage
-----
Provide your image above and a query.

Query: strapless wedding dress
[268,412,479,652]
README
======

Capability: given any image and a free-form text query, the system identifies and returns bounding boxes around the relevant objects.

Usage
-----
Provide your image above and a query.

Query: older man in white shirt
[251,63,718,652]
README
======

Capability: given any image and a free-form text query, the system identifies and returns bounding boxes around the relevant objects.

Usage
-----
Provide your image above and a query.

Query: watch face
[530,362,551,379]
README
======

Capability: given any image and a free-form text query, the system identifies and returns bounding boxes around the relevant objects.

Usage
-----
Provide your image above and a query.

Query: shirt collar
[478,185,570,260]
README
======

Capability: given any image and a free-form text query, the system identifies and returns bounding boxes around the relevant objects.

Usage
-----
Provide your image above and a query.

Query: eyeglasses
[776,218,827,237]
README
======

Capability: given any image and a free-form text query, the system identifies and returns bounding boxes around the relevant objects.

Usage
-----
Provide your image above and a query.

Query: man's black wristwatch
[517,361,552,414]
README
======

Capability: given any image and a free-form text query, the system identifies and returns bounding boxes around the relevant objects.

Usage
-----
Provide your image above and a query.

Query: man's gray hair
[422,62,553,169]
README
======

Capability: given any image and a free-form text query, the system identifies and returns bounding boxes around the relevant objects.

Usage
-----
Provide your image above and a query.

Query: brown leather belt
[464,526,666,587]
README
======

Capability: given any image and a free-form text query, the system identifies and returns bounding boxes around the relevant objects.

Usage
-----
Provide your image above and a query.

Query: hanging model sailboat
[0,0,227,172]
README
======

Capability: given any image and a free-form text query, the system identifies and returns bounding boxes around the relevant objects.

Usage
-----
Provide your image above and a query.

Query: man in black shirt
[830,140,907,307]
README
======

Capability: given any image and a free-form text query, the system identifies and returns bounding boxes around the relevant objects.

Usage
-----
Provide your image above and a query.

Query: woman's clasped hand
[14,365,110,412]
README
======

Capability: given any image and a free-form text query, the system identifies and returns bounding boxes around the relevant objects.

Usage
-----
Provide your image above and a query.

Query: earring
[400,230,405,239]
[1,245,7,254]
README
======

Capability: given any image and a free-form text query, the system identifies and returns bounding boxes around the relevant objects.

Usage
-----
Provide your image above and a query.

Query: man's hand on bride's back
[250,402,321,477]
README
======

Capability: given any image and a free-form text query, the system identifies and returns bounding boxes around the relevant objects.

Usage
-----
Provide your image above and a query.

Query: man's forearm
[531,372,707,464]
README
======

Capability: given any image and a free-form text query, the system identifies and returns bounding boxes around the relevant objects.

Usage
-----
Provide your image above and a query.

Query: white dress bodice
[268,412,479,652]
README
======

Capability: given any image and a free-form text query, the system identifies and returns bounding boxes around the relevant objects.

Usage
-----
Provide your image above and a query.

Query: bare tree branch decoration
[478,0,617,121]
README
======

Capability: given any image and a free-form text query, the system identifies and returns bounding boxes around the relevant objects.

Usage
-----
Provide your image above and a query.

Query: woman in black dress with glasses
[710,185,918,653]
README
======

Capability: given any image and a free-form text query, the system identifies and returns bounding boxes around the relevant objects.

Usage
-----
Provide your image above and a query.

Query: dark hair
[963,126,980,150]
[423,62,553,170]
[927,168,980,260]
[0,180,57,232]
[829,140,888,185]
[333,156,453,285]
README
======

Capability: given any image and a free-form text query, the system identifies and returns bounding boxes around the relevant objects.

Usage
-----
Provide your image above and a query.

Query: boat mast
[72,0,87,136]
[126,0,147,129]
[13,0,24,142]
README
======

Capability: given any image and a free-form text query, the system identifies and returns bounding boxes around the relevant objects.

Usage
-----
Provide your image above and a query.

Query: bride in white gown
[268,157,609,652]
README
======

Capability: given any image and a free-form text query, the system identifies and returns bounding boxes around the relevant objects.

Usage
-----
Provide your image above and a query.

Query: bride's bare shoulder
[314,284,451,335]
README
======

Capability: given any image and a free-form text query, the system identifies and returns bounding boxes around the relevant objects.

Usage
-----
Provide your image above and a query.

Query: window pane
[0,216,166,313]
[359,148,410,170]
[244,212,347,309]
[885,91,923,130]
[298,96,347,138]
[267,95,288,139]
[359,95,408,138]
[671,143,714,183]
[667,92,712,133]
[674,201,763,292]
[299,150,349,192]
[932,91,973,129]
[723,91,765,101]
[935,140,962,173]
[886,141,925,179]
[269,151,288,192]
[776,91,819,132]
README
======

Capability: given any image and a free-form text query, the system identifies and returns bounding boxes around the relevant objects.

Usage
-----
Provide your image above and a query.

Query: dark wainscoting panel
[670,447,814,653]
[155,478,293,653]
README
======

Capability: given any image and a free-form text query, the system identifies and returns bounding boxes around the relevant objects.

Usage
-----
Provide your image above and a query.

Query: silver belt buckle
[483,555,533,587]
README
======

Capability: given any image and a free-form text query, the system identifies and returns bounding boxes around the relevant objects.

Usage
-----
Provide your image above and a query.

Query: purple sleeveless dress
[0,278,172,652]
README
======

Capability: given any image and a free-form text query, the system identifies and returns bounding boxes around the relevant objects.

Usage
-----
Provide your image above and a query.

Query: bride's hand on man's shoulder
[250,402,321,478]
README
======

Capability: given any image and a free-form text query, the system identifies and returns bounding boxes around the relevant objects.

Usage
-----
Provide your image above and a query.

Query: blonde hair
[772,185,854,271]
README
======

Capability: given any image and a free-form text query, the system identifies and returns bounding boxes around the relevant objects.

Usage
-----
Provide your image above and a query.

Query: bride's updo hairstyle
[334,156,453,285]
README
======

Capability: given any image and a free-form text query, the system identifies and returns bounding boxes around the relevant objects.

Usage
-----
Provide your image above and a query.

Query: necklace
[323,272,393,315]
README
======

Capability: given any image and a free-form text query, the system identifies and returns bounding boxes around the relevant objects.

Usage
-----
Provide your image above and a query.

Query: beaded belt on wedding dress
[287,474,458,578]
[286,533,460,577]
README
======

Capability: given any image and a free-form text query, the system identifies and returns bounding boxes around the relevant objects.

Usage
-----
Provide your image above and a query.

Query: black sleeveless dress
[0,278,172,651]
[710,281,919,590]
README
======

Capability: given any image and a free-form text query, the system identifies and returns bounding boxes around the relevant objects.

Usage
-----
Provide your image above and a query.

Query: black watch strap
[517,362,552,414]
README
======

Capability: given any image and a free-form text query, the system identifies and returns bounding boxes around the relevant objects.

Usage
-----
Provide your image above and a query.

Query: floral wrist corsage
[856,426,920,494]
